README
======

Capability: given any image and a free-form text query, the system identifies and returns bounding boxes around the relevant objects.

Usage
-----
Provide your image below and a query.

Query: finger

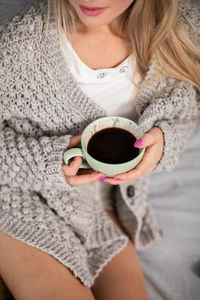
[113,152,154,181]
[67,135,82,149]
[103,178,129,185]
[134,127,163,148]
[62,156,82,176]
[66,172,106,186]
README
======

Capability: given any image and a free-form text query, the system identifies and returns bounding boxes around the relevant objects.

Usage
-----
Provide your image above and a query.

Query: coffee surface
[87,127,139,164]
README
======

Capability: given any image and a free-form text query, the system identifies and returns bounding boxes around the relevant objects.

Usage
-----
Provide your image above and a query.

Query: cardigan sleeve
[0,2,75,192]
[0,122,73,191]
[136,78,198,172]
[135,0,200,172]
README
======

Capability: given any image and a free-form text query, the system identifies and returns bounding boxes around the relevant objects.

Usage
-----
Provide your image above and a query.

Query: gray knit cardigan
[0,0,199,287]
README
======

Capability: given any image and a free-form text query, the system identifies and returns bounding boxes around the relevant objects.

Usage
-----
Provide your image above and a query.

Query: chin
[82,22,108,28]
[79,19,110,28]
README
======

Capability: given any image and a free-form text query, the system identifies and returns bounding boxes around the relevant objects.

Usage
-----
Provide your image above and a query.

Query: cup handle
[63,148,90,169]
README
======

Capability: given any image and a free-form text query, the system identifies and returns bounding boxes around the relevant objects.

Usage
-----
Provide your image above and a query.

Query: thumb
[134,128,161,148]
[67,134,82,149]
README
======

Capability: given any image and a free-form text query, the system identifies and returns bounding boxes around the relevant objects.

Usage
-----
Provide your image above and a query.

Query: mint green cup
[63,116,145,177]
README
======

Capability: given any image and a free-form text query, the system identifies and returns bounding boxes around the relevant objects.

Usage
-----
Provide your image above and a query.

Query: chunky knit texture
[0,0,199,287]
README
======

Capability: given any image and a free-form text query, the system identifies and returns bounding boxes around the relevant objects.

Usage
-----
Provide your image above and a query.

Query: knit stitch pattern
[0,0,199,287]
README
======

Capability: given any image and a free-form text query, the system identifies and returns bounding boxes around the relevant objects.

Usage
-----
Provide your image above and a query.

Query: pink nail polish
[134,138,144,148]
[114,178,121,181]
[99,175,106,181]
[104,180,110,184]
[77,132,83,136]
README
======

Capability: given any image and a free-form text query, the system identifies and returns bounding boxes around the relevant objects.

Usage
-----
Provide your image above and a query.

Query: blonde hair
[46,0,200,92]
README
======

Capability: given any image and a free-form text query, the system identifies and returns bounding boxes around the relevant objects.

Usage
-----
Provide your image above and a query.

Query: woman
[0,0,199,299]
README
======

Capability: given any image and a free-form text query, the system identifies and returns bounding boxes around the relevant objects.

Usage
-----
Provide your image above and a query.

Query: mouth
[79,5,108,16]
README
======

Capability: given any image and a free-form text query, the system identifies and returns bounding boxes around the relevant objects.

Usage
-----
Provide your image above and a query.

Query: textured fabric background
[0,0,200,299]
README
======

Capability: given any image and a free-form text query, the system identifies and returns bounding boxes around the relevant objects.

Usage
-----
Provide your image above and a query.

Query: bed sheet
[139,119,200,300]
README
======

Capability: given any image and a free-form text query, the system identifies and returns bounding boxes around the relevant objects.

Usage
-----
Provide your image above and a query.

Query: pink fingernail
[134,138,144,148]
[78,132,83,136]
[114,177,121,181]
[99,175,106,181]
[104,180,111,184]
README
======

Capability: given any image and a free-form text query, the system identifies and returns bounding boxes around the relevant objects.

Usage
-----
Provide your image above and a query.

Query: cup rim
[81,116,145,167]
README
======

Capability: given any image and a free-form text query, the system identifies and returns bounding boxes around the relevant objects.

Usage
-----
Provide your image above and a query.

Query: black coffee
[87,127,139,164]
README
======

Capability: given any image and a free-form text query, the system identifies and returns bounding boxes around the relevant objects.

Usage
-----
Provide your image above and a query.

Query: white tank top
[60,29,140,210]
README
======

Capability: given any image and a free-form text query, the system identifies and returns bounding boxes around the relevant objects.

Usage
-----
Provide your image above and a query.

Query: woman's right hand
[62,135,106,186]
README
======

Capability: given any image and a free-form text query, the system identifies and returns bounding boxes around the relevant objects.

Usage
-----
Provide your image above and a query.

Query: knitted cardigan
[0,0,199,287]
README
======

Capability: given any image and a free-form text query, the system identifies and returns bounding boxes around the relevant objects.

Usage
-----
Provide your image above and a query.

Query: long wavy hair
[46,0,200,92]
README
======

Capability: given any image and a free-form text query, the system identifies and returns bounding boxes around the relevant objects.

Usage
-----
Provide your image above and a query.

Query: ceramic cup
[63,116,145,177]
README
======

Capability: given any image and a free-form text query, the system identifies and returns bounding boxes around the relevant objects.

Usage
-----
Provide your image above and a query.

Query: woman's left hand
[103,127,164,185]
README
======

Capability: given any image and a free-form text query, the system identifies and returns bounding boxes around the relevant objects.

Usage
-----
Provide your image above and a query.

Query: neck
[76,15,123,36]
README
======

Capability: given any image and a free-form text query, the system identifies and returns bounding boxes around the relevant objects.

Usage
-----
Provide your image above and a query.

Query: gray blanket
[139,119,200,300]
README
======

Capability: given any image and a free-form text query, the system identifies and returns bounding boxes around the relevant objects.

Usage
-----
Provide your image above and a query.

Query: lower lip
[79,6,107,16]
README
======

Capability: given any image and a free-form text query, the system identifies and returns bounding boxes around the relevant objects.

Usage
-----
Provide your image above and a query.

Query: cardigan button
[127,185,135,198]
